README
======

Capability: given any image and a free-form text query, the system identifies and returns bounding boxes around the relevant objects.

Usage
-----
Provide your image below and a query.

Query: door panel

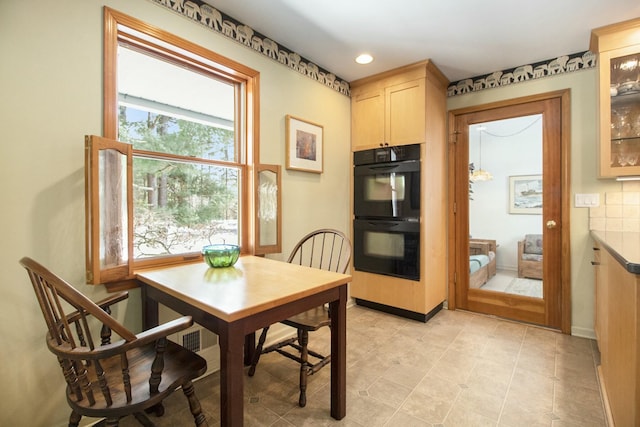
[386,79,426,145]
[448,93,569,331]
[351,89,384,151]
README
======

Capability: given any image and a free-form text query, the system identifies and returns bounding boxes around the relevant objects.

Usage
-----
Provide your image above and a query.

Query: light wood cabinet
[350,61,444,151]
[590,18,640,178]
[350,61,449,320]
[592,242,640,426]
[351,87,384,151]
[593,246,606,344]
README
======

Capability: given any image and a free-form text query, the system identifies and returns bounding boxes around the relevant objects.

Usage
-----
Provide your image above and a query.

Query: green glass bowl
[202,244,240,268]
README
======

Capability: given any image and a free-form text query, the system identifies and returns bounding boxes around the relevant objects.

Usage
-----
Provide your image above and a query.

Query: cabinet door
[597,47,640,177]
[602,248,640,427]
[351,88,384,151]
[594,246,607,345]
[386,78,426,146]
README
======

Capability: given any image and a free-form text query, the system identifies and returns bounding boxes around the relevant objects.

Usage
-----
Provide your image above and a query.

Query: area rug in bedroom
[504,277,543,298]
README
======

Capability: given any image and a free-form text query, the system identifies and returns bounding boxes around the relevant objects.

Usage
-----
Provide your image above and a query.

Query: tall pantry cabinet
[349,60,449,320]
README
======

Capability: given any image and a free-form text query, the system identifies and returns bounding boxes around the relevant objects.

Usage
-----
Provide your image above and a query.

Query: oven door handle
[367,164,400,172]
[366,221,399,227]
[357,219,419,232]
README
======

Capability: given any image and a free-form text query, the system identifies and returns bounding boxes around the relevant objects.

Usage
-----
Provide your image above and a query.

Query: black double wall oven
[353,144,421,281]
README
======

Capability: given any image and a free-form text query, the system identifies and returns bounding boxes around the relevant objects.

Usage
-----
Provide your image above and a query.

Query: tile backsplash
[589,182,640,232]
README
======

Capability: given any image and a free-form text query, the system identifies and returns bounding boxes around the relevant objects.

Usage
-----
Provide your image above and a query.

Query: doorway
[447,91,571,333]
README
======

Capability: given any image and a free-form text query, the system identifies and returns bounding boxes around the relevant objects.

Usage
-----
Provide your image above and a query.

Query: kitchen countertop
[591,230,640,274]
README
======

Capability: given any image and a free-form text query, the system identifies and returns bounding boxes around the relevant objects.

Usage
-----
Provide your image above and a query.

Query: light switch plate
[575,193,600,208]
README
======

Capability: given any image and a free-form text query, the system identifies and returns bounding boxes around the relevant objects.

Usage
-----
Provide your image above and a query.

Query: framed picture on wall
[509,175,542,214]
[285,115,323,173]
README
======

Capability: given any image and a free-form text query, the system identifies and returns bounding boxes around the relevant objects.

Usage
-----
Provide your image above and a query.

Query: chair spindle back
[20,257,135,407]
[287,229,352,274]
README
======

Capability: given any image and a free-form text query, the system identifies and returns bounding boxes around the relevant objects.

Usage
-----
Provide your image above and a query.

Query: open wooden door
[447,91,570,332]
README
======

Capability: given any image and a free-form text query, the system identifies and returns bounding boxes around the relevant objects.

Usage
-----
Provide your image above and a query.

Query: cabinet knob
[546,220,557,229]
[591,261,601,266]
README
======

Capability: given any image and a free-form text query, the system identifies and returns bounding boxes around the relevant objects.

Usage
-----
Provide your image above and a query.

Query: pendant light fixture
[470,126,493,182]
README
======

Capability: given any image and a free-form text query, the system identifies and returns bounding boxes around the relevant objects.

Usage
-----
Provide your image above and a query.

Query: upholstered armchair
[517,234,543,280]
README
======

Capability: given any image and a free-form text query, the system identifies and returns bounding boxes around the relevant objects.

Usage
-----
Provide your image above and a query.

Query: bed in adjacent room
[469,239,497,289]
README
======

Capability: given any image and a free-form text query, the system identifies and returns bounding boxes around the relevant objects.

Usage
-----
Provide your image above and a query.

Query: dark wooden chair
[247,229,351,407]
[19,257,208,427]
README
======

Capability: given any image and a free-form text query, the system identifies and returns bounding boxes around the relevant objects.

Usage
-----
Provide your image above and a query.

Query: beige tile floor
[119,305,606,426]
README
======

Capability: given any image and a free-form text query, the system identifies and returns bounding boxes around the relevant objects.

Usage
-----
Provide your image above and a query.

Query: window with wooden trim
[86,8,278,285]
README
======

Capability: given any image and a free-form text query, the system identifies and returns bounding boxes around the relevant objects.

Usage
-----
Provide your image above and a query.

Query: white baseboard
[571,326,596,339]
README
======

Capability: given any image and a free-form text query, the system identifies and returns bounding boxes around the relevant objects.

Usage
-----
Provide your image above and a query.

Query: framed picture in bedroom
[285,115,323,174]
[509,175,542,214]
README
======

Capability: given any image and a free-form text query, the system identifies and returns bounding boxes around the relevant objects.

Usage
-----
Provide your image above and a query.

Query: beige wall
[0,1,350,425]
[447,69,621,338]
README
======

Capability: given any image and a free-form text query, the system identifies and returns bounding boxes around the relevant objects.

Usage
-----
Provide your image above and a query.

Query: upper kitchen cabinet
[350,60,448,151]
[591,18,640,178]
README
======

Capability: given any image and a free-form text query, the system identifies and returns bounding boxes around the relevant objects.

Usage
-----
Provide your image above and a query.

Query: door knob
[546,220,557,229]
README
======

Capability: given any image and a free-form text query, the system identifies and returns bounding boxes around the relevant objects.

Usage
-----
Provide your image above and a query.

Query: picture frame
[285,115,323,173]
[509,175,543,214]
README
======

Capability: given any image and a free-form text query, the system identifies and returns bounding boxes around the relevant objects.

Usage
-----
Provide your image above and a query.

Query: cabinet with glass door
[591,18,640,178]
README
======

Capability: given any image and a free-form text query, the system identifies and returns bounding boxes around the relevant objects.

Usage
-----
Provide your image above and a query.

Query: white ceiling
[203,0,640,83]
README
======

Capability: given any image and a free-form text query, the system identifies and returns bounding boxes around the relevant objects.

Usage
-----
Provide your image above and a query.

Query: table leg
[141,285,159,330]
[244,332,256,366]
[329,284,347,420]
[218,322,246,426]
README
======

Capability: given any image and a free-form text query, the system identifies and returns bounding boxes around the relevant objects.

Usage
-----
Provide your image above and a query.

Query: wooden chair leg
[68,411,81,427]
[298,329,309,407]
[144,402,165,417]
[248,326,269,377]
[133,412,154,426]
[182,380,208,427]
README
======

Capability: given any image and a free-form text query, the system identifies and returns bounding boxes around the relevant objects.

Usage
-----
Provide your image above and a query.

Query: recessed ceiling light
[355,54,373,65]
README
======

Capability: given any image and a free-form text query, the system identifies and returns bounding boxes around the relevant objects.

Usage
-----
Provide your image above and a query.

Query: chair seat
[522,253,543,262]
[282,306,330,331]
[68,341,207,417]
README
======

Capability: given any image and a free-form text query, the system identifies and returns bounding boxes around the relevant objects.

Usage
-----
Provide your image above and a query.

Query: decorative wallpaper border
[447,50,596,97]
[149,0,596,99]
[149,0,351,96]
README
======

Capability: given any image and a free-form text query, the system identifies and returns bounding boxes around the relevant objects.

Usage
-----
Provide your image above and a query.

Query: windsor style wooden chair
[19,257,208,427]
[247,229,351,407]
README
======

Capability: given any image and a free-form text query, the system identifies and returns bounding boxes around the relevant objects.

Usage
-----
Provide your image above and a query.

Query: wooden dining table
[136,255,351,426]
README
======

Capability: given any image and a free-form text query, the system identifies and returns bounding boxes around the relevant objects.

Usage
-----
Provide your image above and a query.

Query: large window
[118,45,241,259]
[87,8,265,285]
